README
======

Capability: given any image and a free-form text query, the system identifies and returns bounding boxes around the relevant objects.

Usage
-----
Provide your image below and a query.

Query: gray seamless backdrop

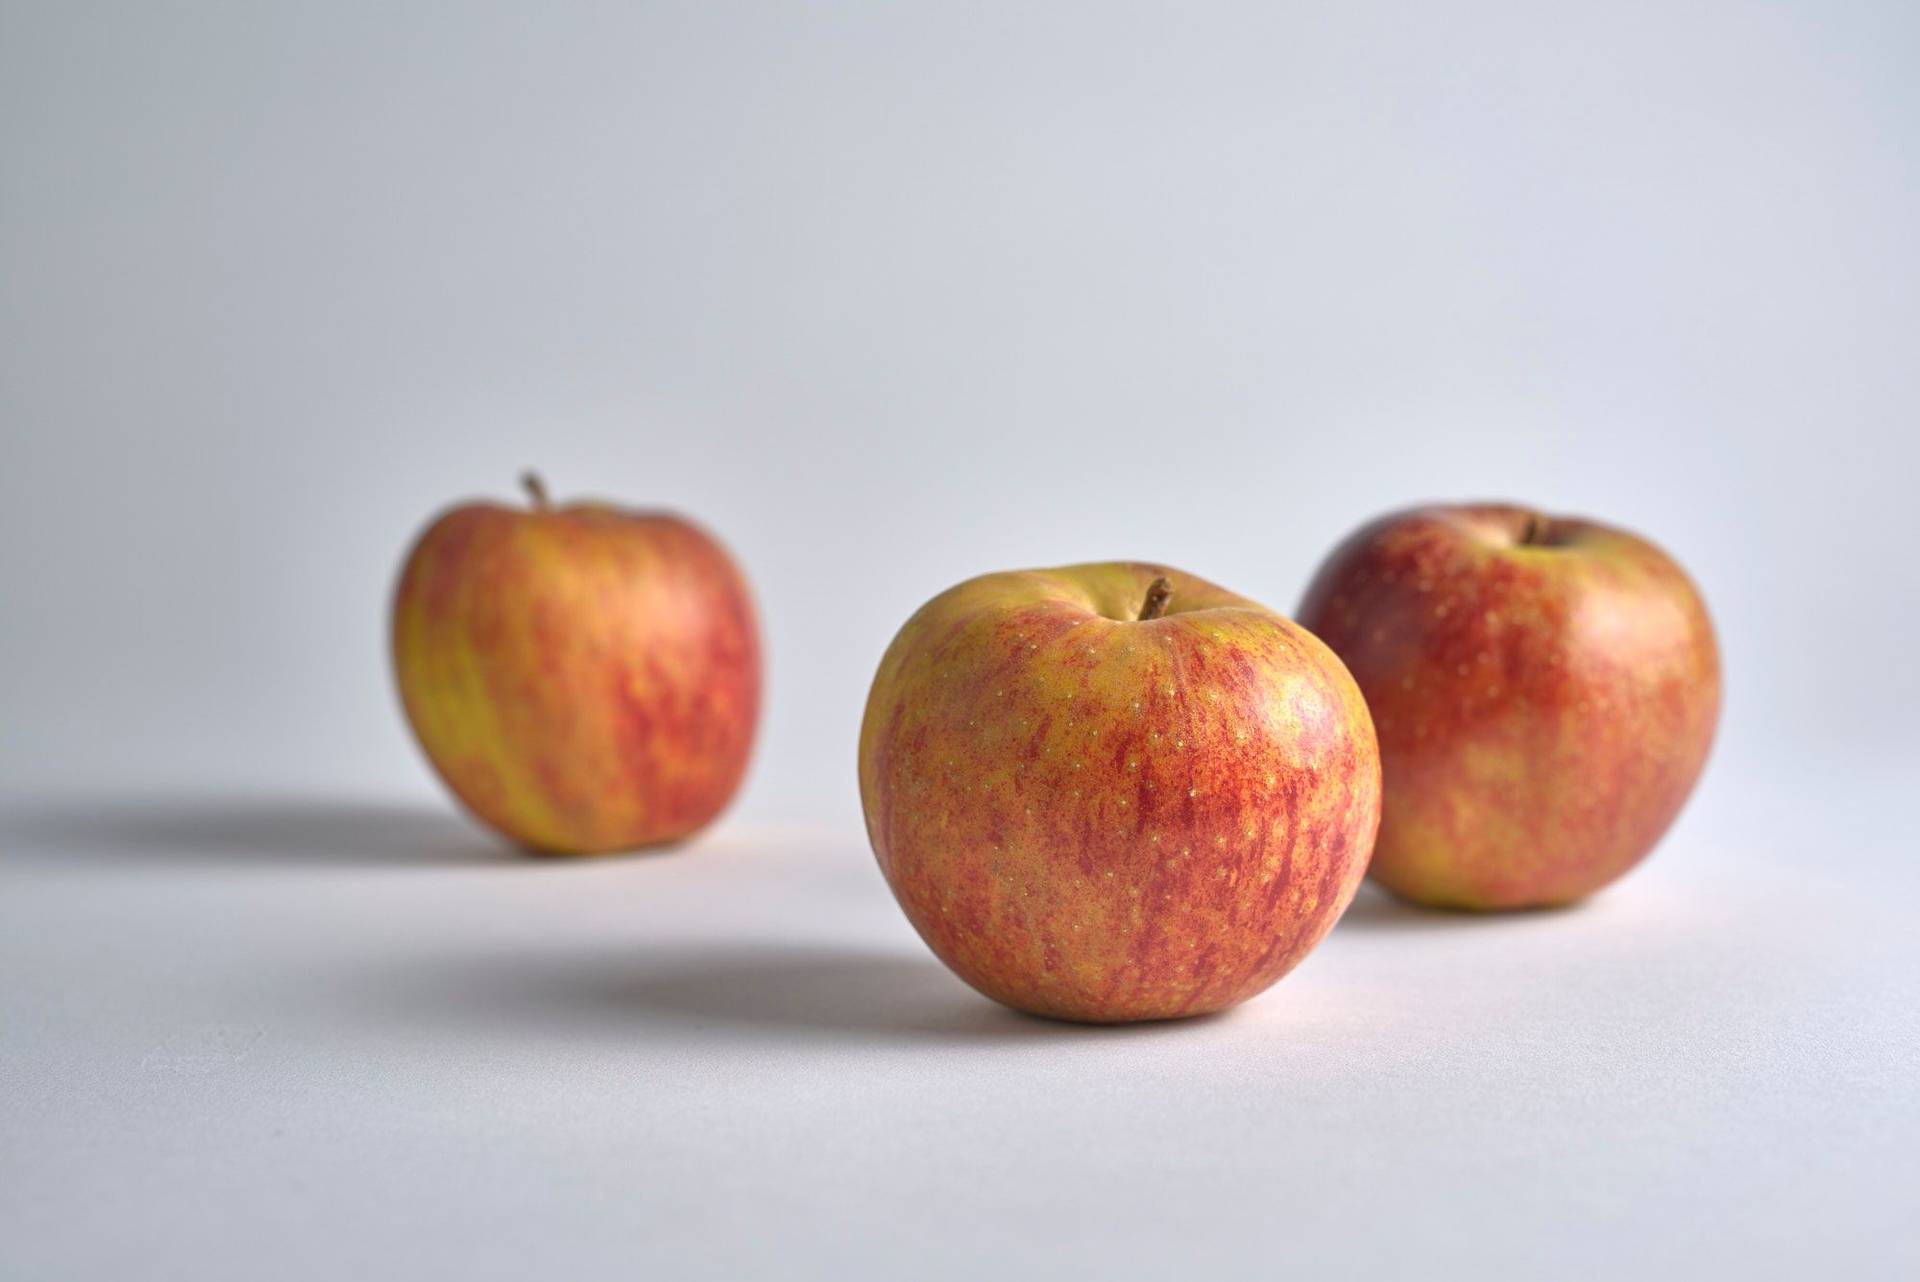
[4,2,1914,817]
[2,4,1916,1280]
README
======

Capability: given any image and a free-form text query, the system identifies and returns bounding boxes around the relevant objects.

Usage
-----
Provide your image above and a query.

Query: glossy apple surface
[1297,503,1718,909]
[393,475,760,854]
[859,562,1380,1023]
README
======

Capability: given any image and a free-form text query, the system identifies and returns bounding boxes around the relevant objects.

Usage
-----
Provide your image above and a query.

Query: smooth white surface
[3,763,1914,1280]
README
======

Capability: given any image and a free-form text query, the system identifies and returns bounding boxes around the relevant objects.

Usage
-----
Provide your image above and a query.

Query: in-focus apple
[1296,503,1719,910]
[859,562,1381,1023]
[393,473,760,854]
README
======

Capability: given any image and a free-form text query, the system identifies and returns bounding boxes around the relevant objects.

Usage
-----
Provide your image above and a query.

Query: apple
[858,562,1381,1023]
[392,473,760,854]
[1296,503,1719,910]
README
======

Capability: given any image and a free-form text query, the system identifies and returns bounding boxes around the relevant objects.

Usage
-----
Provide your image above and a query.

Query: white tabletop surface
[4,762,1913,1281]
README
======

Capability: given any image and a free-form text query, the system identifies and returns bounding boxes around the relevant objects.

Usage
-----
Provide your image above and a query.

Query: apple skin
[1296,503,1719,910]
[392,481,760,854]
[858,562,1381,1023]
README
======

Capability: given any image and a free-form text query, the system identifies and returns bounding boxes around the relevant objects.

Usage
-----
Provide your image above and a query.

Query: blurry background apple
[1297,503,1718,909]
[860,562,1380,1022]
[392,473,760,854]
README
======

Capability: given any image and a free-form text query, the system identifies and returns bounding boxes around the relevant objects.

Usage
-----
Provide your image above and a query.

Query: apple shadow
[0,796,508,869]
[1335,881,1594,932]
[370,940,1213,1048]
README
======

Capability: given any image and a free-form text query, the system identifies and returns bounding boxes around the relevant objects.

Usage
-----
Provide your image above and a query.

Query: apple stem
[1519,512,1546,546]
[1138,577,1173,621]
[521,471,551,512]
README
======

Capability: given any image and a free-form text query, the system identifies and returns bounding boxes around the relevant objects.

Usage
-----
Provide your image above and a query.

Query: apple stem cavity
[1138,577,1174,622]
[521,471,551,512]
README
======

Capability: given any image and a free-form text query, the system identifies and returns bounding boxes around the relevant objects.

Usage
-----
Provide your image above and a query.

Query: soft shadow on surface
[0,797,507,869]
[1336,881,1594,932]
[375,941,1209,1048]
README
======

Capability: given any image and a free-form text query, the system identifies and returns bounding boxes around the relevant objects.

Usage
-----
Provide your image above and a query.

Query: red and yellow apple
[393,474,760,854]
[859,562,1381,1023]
[1296,503,1719,910]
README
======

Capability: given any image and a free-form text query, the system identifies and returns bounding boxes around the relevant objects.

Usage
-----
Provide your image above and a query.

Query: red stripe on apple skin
[858,563,1381,1023]
[1297,503,1719,910]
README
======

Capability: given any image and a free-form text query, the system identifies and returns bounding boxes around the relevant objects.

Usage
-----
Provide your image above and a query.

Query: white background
[3,3,1915,1278]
